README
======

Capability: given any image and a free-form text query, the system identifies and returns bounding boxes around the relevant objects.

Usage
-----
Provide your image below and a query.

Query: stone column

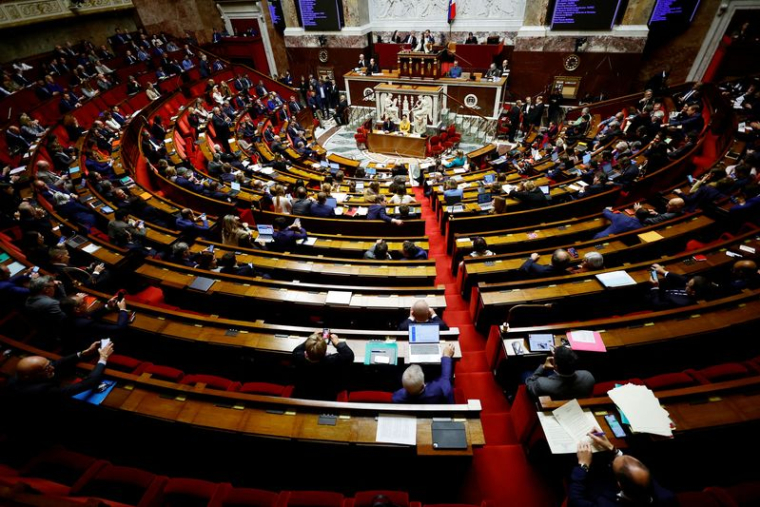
[131,0,220,44]
[521,0,551,26]
[622,0,657,25]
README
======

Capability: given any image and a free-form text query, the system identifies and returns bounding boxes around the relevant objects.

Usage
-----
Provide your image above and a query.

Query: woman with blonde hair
[221,214,253,247]
[272,184,292,214]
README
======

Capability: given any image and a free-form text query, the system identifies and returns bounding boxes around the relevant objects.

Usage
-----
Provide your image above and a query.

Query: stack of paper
[537,399,603,454]
[607,384,673,437]
[376,414,417,446]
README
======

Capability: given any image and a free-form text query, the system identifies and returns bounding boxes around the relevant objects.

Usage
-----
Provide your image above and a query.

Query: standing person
[292,331,354,400]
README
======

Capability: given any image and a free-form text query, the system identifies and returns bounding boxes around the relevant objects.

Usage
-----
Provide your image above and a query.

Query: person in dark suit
[403,32,418,48]
[211,106,233,152]
[525,345,595,400]
[24,276,67,332]
[507,100,522,141]
[0,265,33,302]
[218,252,257,277]
[381,116,396,132]
[366,58,380,75]
[592,207,648,239]
[393,344,455,403]
[357,53,368,68]
[6,340,114,398]
[398,299,449,331]
[636,198,685,226]
[401,240,428,260]
[465,32,478,44]
[572,431,677,507]
[271,216,307,251]
[368,194,403,225]
[60,294,130,350]
[519,249,572,278]
[292,332,354,400]
[175,208,211,238]
[665,104,704,139]
[649,263,711,309]
[527,96,545,127]
[508,180,548,208]
[310,192,335,217]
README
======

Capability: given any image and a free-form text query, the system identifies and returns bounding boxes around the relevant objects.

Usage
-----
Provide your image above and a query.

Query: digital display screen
[649,0,701,25]
[551,0,622,31]
[299,0,343,31]
[269,0,286,31]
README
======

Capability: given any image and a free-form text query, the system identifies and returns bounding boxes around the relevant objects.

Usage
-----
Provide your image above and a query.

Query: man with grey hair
[392,343,455,403]
[573,251,604,273]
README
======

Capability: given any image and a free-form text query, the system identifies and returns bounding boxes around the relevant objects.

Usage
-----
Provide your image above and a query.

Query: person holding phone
[572,430,676,506]
[59,292,130,351]
[291,331,354,400]
[524,345,595,400]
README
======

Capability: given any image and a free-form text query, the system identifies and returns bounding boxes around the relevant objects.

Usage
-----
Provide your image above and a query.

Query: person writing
[292,331,355,400]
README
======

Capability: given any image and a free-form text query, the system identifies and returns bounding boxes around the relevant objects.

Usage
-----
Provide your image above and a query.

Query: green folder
[364,341,398,365]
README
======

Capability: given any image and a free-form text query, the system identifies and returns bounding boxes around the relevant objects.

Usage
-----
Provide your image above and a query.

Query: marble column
[259,0,288,75]
[132,0,220,44]
[522,0,551,26]
[280,0,301,28]
[622,0,657,25]
[343,0,370,27]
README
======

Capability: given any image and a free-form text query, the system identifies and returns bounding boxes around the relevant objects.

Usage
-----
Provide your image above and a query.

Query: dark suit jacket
[519,257,568,278]
[6,353,106,398]
[291,341,354,400]
[568,460,677,507]
[393,356,454,403]
[398,315,449,331]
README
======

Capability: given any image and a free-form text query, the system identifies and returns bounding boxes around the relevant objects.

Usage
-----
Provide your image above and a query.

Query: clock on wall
[563,54,581,72]
[319,50,329,63]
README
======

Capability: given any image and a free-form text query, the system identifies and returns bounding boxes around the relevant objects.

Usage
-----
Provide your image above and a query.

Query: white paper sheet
[376,414,417,446]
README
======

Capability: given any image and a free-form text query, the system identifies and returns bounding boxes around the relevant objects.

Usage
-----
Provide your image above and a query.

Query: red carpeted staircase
[413,187,559,507]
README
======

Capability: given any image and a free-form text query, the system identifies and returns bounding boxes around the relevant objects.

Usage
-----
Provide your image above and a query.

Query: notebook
[408,324,441,363]
[477,192,493,211]
[432,421,467,449]
[256,224,274,243]
[189,276,215,292]
[595,270,637,288]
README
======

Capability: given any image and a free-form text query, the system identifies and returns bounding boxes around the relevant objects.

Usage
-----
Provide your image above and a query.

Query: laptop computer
[256,224,275,243]
[228,181,241,197]
[408,324,442,363]
[582,153,592,165]
[602,162,614,175]
[551,152,559,162]
[478,192,493,211]
[539,185,550,195]
[484,173,495,184]
[325,197,338,208]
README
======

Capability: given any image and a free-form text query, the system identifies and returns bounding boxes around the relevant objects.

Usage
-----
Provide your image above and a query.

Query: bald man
[730,259,760,291]
[398,299,449,331]
[571,430,676,506]
[635,198,685,226]
[7,340,114,398]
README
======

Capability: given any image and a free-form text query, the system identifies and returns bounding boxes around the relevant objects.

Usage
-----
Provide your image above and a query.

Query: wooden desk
[367,132,428,158]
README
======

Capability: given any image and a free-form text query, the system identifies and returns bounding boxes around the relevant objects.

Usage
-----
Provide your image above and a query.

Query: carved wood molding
[0,0,134,29]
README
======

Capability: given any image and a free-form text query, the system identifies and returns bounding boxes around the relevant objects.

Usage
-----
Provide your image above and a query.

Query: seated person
[444,150,466,168]
[636,198,685,225]
[572,251,605,273]
[364,239,392,260]
[470,237,495,257]
[443,179,463,203]
[292,331,355,400]
[525,345,595,400]
[401,240,428,260]
[368,194,403,225]
[60,293,130,350]
[271,216,307,251]
[520,249,572,278]
[649,263,712,309]
[310,192,336,217]
[593,207,648,239]
[393,344,455,404]
[448,60,463,78]
[398,114,411,134]
[398,299,449,331]
[175,208,211,238]
[219,252,261,277]
[509,180,548,208]
[381,116,395,132]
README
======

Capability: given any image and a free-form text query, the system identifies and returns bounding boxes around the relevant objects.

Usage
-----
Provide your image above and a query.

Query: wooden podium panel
[367,132,428,158]
[397,51,442,79]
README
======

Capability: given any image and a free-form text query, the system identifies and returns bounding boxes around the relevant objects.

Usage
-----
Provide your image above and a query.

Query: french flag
[448,0,456,24]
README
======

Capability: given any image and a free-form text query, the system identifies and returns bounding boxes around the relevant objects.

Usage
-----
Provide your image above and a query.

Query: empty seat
[352,490,413,507]
[133,363,185,382]
[2,446,107,496]
[238,382,293,397]
[106,354,143,374]
[160,477,223,507]
[347,391,393,403]
[211,485,280,507]
[688,362,755,384]
[70,463,166,506]
[179,374,240,392]
[643,372,698,391]
[284,491,345,507]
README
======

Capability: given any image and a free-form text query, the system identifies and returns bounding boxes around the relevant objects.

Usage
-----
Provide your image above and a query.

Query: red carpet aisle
[413,188,559,507]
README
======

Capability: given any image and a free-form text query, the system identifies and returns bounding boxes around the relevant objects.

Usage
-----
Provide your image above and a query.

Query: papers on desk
[566,330,606,353]
[332,192,347,203]
[297,236,317,246]
[607,384,673,437]
[452,168,467,174]
[355,207,368,216]
[7,261,26,277]
[492,156,507,165]
[260,167,275,175]
[326,290,352,305]
[333,207,344,216]
[502,184,517,194]
[595,270,637,288]
[538,399,602,454]
[376,414,417,446]
[82,243,101,254]
[638,231,664,243]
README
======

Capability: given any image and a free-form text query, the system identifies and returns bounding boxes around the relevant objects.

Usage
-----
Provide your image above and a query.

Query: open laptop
[256,224,275,243]
[228,181,241,197]
[484,173,496,184]
[408,324,442,363]
[582,153,592,165]
[478,192,493,211]
[325,197,338,208]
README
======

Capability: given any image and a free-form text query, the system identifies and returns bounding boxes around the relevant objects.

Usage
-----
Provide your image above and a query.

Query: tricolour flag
[448,0,456,24]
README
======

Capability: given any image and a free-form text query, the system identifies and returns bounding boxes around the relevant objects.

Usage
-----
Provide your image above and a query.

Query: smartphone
[57,237,67,246]
[605,414,626,438]
[101,337,112,349]
[137,220,144,228]
[687,174,694,184]
[567,247,579,258]
[207,244,215,253]
[650,270,658,282]
[116,289,126,302]
[31,266,40,273]
[322,328,330,341]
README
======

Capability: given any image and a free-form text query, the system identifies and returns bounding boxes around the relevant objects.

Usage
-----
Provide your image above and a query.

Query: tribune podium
[397,51,442,79]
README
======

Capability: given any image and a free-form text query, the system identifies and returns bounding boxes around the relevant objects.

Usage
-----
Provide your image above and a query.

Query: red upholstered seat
[211,485,280,507]
[688,362,754,384]
[160,477,223,507]
[70,464,166,507]
[591,378,644,397]
[284,491,345,507]
[347,391,393,403]
[723,480,760,506]
[510,385,538,445]
[643,372,698,391]
[179,374,240,391]
[6,447,107,497]
[239,382,294,397]
[133,363,185,382]
[105,354,143,374]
